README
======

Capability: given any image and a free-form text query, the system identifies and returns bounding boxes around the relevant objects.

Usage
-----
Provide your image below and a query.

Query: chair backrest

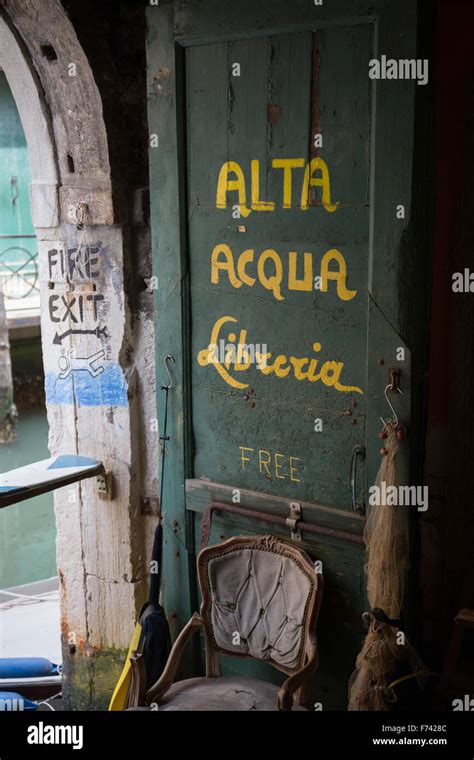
[197,535,323,675]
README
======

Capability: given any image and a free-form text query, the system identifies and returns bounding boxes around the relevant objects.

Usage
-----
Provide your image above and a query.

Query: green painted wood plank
[186,477,365,536]
[319,24,372,204]
[147,4,196,654]
[174,0,381,45]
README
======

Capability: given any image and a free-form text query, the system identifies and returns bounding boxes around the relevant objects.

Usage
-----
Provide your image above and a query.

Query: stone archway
[0,0,145,709]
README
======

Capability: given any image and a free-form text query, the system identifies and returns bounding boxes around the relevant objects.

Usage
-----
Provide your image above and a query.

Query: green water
[0,74,53,589]
[0,410,56,588]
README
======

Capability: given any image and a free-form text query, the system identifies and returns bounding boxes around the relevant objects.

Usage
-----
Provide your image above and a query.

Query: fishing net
[348,421,428,710]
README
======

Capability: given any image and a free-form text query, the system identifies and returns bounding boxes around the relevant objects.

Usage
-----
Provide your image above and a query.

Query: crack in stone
[85,572,146,585]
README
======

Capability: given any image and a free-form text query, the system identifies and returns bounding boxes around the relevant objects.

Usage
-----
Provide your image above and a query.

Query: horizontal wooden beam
[186,478,364,547]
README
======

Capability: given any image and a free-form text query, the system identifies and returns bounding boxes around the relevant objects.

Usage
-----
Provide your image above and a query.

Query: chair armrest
[145,612,202,705]
[128,652,147,708]
[278,651,319,711]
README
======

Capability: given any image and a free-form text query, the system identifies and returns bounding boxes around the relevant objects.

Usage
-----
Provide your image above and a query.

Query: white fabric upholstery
[204,546,312,669]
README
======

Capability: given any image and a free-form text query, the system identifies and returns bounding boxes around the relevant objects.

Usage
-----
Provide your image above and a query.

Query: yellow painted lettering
[257,249,284,301]
[223,331,237,368]
[207,343,218,364]
[274,453,286,480]
[307,359,321,382]
[258,450,272,477]
[256,351,273,375]
[235,330,252,370]
[289,356,310,380]
[272,355,291,378]
[237,249,256,286]
[211,244,242,289]
[320,360,363,395]
[216,161,251,217]
[199,318,364,395]
[335,380,364,395]
[320,248,357,301]
[197,315,249,389]
[288,251,313,292]
[307,342,322,382]
[240,447,254,470]
[301,158,338,213]
[272,158,305,208]
[319,361,343,388]
[251,160,275,211]
[289,457,301,483]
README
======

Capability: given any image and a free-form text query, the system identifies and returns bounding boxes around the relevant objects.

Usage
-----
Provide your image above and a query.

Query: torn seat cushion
[127,675,308,711]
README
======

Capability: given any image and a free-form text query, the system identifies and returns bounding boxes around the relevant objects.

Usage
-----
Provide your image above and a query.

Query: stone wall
[0,0,158,709]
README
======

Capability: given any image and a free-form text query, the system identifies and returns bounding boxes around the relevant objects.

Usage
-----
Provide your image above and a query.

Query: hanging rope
[348,421,429,710]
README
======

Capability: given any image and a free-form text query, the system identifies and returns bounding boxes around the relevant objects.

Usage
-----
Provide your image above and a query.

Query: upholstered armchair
[128,534,324,711]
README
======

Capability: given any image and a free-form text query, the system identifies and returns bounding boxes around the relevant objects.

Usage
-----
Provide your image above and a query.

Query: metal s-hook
[162,354,175,390]
[74,202,87,231]
[380,383,403,429]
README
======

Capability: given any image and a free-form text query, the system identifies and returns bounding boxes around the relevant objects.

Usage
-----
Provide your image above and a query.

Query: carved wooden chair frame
[129,534,324,711]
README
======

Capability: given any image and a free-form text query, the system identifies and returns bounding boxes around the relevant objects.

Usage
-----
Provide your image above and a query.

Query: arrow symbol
[53,326,109,345]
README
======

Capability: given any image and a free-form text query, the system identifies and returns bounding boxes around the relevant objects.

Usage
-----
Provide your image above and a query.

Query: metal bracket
[96,471,114,501]
[389,367,401,392]
[286,502,302,542]
[141,496,160,516]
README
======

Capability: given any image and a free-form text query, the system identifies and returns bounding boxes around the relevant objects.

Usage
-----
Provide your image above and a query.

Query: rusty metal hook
[162,354,175,390]
[74,202,87,231]
[380,383,403,429]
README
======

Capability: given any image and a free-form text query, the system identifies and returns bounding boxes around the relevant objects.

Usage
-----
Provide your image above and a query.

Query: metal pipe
[199,501,364,551]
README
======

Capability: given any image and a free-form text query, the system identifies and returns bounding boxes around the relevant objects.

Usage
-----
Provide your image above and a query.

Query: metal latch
[286,502,301,542]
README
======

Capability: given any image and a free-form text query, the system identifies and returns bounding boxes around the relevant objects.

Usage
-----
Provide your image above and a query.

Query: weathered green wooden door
[147,0,424,709]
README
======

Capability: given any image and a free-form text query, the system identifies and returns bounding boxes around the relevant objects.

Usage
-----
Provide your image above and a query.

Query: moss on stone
[63,648,128,711]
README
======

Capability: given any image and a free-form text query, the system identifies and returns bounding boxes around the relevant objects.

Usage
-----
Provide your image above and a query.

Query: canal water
[0,70,56,592]
[0,409,56,589]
